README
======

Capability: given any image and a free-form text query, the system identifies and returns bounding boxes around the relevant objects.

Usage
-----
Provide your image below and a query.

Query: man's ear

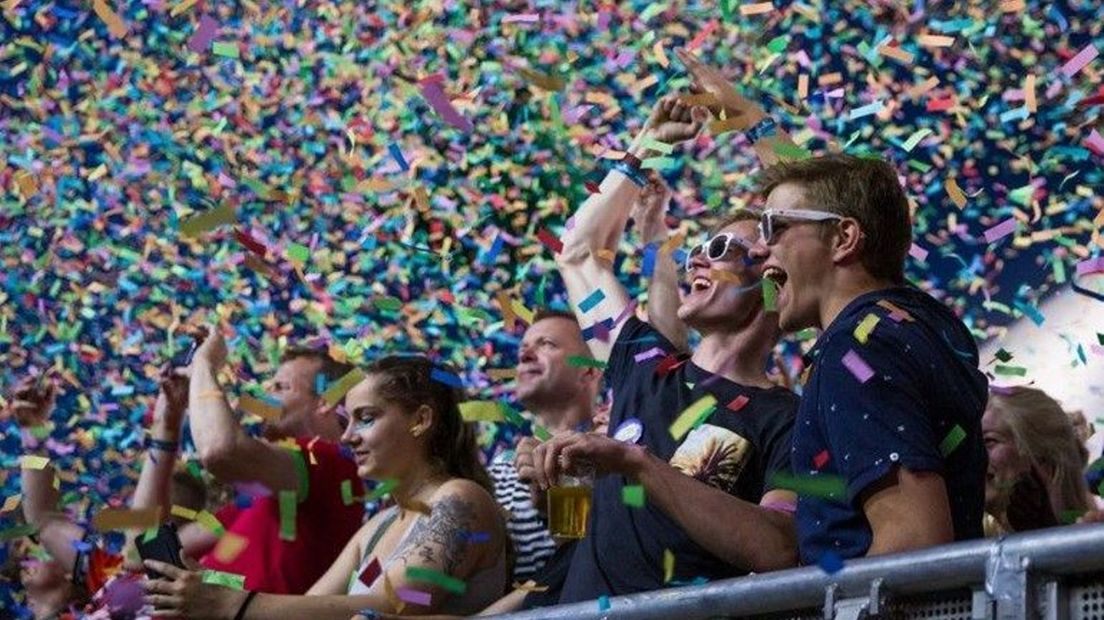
[831,218,864,265]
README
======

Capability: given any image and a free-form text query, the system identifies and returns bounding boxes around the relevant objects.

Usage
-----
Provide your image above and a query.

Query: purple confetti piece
[396,586,433,606]
[841,349,875,384]
[634,347,665,362]
[418,76,474,133]
[1060,43,1099,79]
[1086,129,1104,157]
[908,243,929,262]
[187,15,219,53]
[982,218,1018,244]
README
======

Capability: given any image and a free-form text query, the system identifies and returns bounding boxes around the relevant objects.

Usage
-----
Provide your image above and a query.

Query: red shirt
[200,437,365,593]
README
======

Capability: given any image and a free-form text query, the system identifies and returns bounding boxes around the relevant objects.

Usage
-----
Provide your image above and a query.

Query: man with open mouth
[750,154,989,565]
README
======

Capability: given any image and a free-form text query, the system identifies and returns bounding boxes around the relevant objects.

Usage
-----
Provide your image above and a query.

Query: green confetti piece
[142,526,159,543]
[762,278,777,312]
[772,142,812,160]
[533,425,552,442]
[405,566,468,595]
[640,137,674,155]
[769,473,847,499]
[341,479,356,506]
[994,364,1027,376]
[1098,333,1104,346]
[195,510,226,536]
[994,349,1013,363]
[459,401,504,422]
[567,356,607,369]
[669,395,717,440]
[278,490,297,541]
[795,328,818,341]
[622,484,645,508]
[0,523,38,542]
[27,424,50,439]
[641,156,677,170]
[939,425,967,457]
[1060,509,1086,525]
[287,243,310,264]
[766,35,789,53]
[202,570,246,590]
[366,478,398,501]
[639,2,666,22]
[901,128,933,152]
[1053,255,1067,284]
[211,42,240,59]
[374,296,403,312]
[500,403,527,427]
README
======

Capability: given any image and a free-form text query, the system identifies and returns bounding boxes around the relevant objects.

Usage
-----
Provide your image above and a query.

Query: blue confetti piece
[315,373,327,395]
[578,288,606,313]
[598,595,611,611]
[642,243,657,277]
[389,143,409,171]
[1012,301,1045,326]
[481,233,504,267]
[818,551,844,574]
[430,368,464,388]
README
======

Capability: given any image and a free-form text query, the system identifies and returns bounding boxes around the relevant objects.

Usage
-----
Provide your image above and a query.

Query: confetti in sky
[1,0,1103,610]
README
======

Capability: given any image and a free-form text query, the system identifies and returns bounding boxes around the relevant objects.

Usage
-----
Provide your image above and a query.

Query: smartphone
[168,340,198,369]
[135,522,186,578]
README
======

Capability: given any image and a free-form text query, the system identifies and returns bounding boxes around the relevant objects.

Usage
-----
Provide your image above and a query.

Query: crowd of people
[3,51,1102,620]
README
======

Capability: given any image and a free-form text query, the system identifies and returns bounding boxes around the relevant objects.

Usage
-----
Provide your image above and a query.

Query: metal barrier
[490,524,1104,620]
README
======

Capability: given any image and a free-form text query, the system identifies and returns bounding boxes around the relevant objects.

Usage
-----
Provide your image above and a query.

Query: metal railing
[491,524,1104,620]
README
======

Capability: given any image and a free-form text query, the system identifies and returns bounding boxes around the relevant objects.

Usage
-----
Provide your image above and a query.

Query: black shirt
[558,318,797,603]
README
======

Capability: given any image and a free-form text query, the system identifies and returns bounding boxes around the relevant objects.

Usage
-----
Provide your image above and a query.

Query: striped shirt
[490,456,557,582]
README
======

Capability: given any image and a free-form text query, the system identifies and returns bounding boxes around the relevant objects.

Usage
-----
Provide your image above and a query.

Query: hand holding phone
[136,523,186,579]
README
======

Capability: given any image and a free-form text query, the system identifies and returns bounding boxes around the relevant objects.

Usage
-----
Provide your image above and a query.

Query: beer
[547,485,592,539]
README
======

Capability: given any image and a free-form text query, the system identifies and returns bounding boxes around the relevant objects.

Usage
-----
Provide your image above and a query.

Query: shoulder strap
[362,506,402,562]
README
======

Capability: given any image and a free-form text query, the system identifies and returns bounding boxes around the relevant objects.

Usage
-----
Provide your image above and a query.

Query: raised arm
[632,174,689,353]
[9,375,86,571]
[131,366,190,522]
[558,97,707,362]
[188,325,299,494]
[532,432,798,572]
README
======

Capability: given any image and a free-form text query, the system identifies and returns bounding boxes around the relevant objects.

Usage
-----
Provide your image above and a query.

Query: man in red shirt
[177,329,365,594]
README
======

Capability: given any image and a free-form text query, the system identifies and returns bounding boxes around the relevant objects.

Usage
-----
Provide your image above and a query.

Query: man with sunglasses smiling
[527,84,801,602]
[750,154,988,564]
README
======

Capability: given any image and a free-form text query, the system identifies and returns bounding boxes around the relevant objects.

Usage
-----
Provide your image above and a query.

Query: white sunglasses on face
[684,232,756,271]
[758,209,844,245]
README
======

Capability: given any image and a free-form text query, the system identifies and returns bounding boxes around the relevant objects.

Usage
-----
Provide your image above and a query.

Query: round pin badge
[613,417,644,444]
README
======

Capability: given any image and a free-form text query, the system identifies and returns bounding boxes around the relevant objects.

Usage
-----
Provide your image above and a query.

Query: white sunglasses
[758,209,843,244]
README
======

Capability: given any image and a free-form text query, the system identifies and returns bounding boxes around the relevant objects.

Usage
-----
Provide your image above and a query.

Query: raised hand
[152,364,190,432]
[635,95,710,150]
[674,48,765,131]
[5,374,57,428]
[192,324,228,371]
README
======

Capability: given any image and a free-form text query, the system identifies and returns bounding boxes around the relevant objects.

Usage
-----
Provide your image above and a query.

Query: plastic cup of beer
[547,464,594,539]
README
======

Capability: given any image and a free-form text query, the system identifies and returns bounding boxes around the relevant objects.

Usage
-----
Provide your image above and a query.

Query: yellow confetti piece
[239,394,282,420]
[92,0,128,38]
[668,395,717,440]
[659,231,685,257]
[517,66,565,91]
[999,0,1025,12]
[917,34,955,47]
[14,170,37,199]
[853,313,880,344]
[486,368,517,380]
[511,298,534,325]
[678,93,719,108]
[170,505,197,520]
[20,455,50,470]
[798,74,809,99]
[945,177,967,209]
[496,292,517,331]
[663,549,675,583]
[321,368,367,407]
[512,580,550,593]
[92,508,160,531]
[709,116,744,135]
[877,43,914,64]
[195,510,226,535]
[596,248,616,263]
[459,401,504,422]
[1,494,21,513]
[652,40,669,68]
[817,72,842,86]
[413,186,431,212]
[180,204,236,238]
[1025,74,1037,113]
[169,0,198,17]
[739,2,774,16]
[212,532,249,564]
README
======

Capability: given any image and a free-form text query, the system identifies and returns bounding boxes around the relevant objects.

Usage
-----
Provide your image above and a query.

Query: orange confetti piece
[1025,74,1037,113]
[739,2,774,15]
[945,177,967,209]
[652,41,669,68]
[917,34,955,48]
[93,0,128,38]
[212,532,249,564]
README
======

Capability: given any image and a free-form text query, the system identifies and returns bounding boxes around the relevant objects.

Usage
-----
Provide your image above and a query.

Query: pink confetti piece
[1085,129,1104,157]
[1076,257,1104,277]
[418,75,474,133]
[813,450,830,469]
[502,13,540,23]
[397,586,433,607]
[908,243,929,262]
[633,347,665,362]
[1060,43,1099,78]
[982,218,1018,244]
[187,15,219,53]
[1091,344,1104,357]
[727,395,750,411]
[841,349,875,384]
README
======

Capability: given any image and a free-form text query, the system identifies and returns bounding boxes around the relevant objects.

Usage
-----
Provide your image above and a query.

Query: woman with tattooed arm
[143,355,509,619]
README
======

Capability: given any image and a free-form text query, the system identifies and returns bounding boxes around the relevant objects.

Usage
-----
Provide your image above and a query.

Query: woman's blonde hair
[988,386,1093,517]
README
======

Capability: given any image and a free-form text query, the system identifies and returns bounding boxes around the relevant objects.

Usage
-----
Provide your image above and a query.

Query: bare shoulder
[432,478,498,512]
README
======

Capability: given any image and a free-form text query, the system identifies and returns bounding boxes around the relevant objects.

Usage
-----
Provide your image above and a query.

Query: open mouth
[763,266,789,290]
[690,275,713,293]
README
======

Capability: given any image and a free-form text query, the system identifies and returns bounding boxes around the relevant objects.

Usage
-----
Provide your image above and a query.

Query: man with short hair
[183,329,366,593]
[493,308,602,583]
[528,88,800,603]
[751,153,988,561]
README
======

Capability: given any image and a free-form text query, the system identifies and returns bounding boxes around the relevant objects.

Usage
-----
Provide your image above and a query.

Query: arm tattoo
[393,494,478,575]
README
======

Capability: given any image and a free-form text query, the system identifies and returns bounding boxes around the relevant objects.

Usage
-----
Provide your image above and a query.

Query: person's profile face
[340,374,419,480]
[677,219,764,331]
[982,404,1031,512]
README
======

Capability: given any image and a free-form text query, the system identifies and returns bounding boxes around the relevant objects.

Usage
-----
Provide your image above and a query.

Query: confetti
[840,349,875,384]
[669,395,717,440]
[202,570,246,590]
[769,472,847,499]
[92,508,160,532]
[321,368,367,406]
[396,586,433,607]
[459,401,504,422]
[939,425,967,457]
[278,490,297,541]
[406,566,467,595]
[622,484,645,507]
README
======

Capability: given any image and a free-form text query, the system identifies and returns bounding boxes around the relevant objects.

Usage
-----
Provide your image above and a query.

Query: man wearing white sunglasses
[750,154,988,564]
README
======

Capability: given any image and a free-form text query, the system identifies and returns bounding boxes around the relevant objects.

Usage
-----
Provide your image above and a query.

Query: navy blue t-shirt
[558,318,797,603]
[793,286,988,564]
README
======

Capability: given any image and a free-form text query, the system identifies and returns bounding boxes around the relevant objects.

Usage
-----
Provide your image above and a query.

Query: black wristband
[233,590,259,620]
[146,437,179,452]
